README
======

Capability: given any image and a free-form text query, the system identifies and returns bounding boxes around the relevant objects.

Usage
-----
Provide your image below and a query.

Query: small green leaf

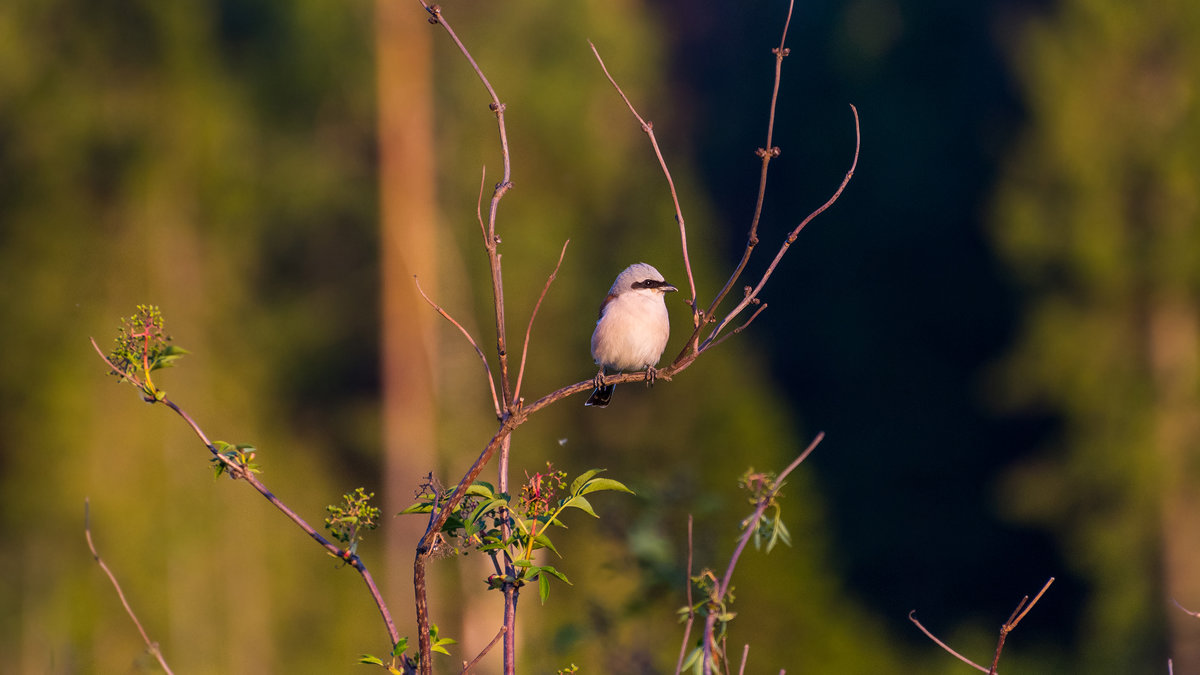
[359,654,385,665]
[532,531,561,557]
[392,637,409,657]
[467,497,507,526]
[569,468,604,496]
[538,573,551,604]
[538,565,571,584]
[562,495,598,518]
[399,502,433,515]
[465,482,495,499]
[578,477,635,496]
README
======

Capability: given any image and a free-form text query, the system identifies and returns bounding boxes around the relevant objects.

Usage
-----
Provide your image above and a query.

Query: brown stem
[85,500,175,675]
[700,0,795,335]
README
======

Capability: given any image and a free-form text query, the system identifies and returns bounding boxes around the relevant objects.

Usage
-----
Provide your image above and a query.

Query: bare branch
[706,300,769,352]
[700,0,795,335]
[702,104,860,351]
[737,643,750,675]
[513,239,570,402]
[908,611,990,673]
[912,577,1055,675]
[85,500,175,675]
[460,626,506,674]
[588,40,699,329]
[674,515,696,675]
[414,275,502,417]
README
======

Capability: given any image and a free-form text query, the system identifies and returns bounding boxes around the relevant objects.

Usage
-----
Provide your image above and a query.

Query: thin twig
[990,577,1054,674]
[414,275,502,417]
[1172,597,1200,618]
[701,0,795,340]
[588,40,698,326]
[84,500,175,675]
[706,301,769,352]
[737,643,750,675]
[674,515,697,675]
[91,338,402,647]
[460,625,506,674]
[911,577,1055,675]
[908,612,989,673]
[513,239,570,402]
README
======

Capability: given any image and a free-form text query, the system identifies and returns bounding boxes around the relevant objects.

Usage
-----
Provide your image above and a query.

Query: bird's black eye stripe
[632,279,668,290]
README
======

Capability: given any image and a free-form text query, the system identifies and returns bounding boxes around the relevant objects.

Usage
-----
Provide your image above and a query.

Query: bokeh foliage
[4,0,1196,672]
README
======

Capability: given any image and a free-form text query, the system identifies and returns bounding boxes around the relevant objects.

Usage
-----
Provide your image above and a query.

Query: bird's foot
[593,368,606,390]
[644,365,658,386]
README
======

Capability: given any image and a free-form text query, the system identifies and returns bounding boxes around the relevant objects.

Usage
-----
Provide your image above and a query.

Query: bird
[585,263,677,407]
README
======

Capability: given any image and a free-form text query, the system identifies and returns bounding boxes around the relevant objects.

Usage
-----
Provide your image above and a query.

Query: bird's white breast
[591,289,671,372]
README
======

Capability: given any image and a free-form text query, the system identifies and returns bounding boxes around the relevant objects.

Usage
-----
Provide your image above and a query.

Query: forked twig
[85,500,175,675]
[911,577,1055,675]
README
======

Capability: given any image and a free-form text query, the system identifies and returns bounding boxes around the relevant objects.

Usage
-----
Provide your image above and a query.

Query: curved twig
[513,239,570,402]
[414,275,502,417]
[909,612,989,673]
[85,500,175,675]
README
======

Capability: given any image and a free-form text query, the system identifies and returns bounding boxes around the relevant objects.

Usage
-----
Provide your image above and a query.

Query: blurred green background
[2,0,1199,672]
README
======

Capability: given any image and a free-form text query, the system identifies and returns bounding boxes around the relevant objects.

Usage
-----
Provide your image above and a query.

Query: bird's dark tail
[585,384,614,407]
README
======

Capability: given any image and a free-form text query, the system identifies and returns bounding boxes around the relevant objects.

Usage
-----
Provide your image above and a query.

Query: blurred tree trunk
[375,0,440,646]
[1151,297,1200,671]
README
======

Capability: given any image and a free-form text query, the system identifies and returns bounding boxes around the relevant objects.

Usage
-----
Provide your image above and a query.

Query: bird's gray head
[609,263,678,297]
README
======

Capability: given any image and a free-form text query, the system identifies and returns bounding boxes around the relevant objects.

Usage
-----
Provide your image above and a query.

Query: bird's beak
[664,283,678,293]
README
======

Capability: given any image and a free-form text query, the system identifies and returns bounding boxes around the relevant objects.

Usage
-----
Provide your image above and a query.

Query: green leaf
[532,531,561,557]
[562,495,598,518]
[465,482,495,499]
[570,468,604,496]
[399,502,433,515]
[392,637,409,657]
[538,564,571,584]
[578,477,635,496]
[359,655,385,665]
[467,497,507,526]
[538,572,551,604]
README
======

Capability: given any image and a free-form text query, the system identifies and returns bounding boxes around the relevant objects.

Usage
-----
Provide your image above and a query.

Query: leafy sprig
[403,465,633,604]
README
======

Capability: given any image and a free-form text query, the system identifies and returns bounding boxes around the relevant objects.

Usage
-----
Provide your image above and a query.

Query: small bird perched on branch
[586,263,677,407]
